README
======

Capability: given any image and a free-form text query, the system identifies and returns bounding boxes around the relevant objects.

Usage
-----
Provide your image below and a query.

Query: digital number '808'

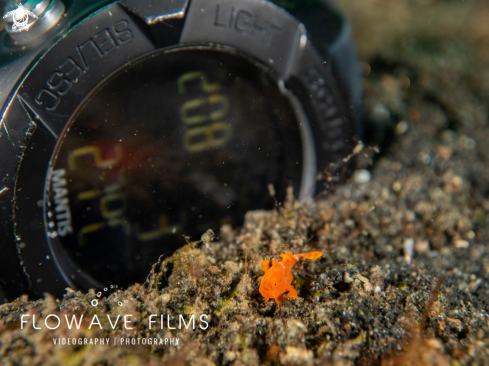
[178,71,233,153]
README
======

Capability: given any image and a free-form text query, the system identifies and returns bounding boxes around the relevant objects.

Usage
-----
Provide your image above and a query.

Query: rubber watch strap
[269,0,362,137]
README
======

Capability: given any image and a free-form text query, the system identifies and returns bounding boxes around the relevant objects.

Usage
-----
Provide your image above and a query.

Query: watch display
[46,49,303,286]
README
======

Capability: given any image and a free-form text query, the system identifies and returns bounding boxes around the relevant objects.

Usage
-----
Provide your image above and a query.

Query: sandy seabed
[1,0,489,365]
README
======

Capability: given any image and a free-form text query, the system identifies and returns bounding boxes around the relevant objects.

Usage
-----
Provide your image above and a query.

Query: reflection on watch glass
[46,49,303,286]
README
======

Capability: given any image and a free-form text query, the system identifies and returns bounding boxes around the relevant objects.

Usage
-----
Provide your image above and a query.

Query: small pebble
[403,238,414,263]
[356,274,369,283]
[208,266,219,273]
[344,272,354,283]
[468,278,482,292]
[452,176,463,189]
[455,240,470,249]
[354,169,371,184]
[362,282,373,292]
[370,103,390,122]
[414,240,430,253]
[440,247,452,256]
[224,351,236,362]
[392,181,402,192]
[418,151,431,164]
[437,146,451,159]
[160,294,171,304]
[395,121,409,135]
[201,229,214,249]
[282,346,313,365]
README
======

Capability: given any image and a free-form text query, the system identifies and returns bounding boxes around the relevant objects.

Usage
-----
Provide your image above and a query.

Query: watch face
[45,48,303,286]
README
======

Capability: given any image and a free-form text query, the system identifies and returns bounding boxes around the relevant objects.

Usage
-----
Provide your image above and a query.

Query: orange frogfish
[259,251,323,304]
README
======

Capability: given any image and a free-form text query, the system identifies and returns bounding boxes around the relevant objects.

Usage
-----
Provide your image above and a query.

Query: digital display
[46,49,303,286]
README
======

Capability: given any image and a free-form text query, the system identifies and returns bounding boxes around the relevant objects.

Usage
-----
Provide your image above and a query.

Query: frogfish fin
[298,251,323,260]
[287,287,298,298]
[261,259,271,272]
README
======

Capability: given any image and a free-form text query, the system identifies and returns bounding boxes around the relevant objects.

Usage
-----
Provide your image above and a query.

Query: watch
[0,0,362,301]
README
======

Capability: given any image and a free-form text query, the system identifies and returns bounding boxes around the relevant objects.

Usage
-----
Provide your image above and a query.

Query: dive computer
[0,0,362,301]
